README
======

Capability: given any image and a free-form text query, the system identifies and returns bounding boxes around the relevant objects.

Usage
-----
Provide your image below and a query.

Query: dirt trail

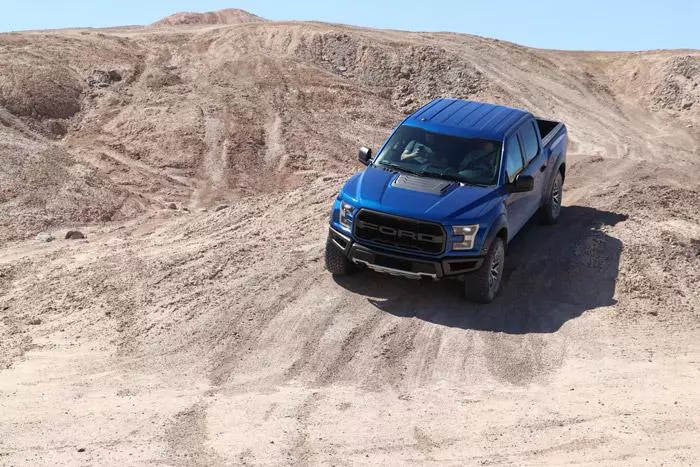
[1,14,699,465]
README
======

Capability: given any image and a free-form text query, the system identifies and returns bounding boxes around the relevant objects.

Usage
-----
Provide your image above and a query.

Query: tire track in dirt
[190,106,228,209]
[315,308,385,386]
[289,391,324,466]
[264,112,287,170]
[164,402,226,466]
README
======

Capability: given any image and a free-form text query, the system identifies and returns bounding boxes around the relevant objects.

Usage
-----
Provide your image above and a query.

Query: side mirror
[358,146,372,165]
[510,174,534,193]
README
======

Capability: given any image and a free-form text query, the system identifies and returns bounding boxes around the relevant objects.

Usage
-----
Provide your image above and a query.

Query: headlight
[452,225,479,250]
[339,201,354,228]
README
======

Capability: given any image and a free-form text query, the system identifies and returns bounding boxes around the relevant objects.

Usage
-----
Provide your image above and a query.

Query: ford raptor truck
[325,98,568,303]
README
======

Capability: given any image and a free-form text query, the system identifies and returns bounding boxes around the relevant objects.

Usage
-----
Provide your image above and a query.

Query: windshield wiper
[378,162,487,187]
[376,161,423,177]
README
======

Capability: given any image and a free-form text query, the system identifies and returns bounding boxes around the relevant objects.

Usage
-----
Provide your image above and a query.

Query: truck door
[503,134,528,236]
[517,120,548,221]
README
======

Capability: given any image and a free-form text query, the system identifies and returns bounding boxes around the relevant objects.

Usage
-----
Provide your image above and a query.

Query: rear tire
[464,237,505,304]
[325,236,357,276]
[541,171,563,225]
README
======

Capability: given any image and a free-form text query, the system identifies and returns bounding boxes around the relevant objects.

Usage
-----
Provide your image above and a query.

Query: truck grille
[354,209,445,255]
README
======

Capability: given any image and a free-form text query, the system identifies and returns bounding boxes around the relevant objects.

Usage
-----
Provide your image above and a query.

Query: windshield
[373,125,502,186]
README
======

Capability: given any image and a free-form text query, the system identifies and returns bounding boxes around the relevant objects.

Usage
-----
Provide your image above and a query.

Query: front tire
[541,171,563,225]
[325,236,357,276]
[464,237,505,303]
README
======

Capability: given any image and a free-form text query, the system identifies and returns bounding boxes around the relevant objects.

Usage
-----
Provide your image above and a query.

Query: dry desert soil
[1,8,699,466]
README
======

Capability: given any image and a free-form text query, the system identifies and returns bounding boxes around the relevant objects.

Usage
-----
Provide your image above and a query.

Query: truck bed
[536,118,564,147]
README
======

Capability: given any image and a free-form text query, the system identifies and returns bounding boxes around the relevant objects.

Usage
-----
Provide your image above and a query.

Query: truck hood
[342,166,500,221]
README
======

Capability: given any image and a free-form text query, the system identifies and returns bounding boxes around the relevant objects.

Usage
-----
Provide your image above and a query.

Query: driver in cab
[400,135,498,177]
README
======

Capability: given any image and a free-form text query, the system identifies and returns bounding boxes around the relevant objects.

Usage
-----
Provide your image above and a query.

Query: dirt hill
[0,11,699,465]
[152,8,267,26]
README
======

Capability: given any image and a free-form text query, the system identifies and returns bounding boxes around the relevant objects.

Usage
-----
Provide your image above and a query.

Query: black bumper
[328,227,484,279]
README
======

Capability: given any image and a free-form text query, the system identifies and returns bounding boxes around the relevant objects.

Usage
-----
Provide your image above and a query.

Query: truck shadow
[333,206,628,334]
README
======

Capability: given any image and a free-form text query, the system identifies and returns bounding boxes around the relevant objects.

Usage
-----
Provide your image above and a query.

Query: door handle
[539,164,547,173]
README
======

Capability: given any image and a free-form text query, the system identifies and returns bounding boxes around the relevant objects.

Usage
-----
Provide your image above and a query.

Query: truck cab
[326,98,568,303]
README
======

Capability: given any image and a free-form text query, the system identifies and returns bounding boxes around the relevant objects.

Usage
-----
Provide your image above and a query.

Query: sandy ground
[1,12,699,466]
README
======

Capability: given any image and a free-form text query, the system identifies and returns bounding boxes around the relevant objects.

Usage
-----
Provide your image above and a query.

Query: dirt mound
[602,51,700,122]
[0,59,82,120]
[0,125,136,242]
[299,31,489,112]
[153,8,266,26]
[651,55,700,115]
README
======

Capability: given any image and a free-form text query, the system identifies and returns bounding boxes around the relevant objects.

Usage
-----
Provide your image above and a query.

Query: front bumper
[328,227,484,280]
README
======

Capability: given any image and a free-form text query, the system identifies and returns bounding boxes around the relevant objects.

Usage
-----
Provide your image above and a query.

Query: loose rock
[65,231,86,240]
[87,69,122,88]
[36,232,55,243]
[28,318,42,325]
[167,203,177,210]
[215,204,229,212]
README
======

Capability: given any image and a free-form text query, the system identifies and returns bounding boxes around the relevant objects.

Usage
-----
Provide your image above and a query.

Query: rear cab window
[519,121,540,165]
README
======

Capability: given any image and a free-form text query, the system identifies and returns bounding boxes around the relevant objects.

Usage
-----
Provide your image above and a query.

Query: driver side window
[505,136,524,184]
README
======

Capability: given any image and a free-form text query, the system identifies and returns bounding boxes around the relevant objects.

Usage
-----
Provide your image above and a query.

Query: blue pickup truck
[326,98,568,303]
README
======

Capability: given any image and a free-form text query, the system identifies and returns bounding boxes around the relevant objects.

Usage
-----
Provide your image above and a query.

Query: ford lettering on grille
[354,209,445,254]
[356,221,442,243]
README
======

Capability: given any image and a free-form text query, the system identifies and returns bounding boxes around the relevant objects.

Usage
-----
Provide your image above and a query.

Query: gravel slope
[0,16,699,465]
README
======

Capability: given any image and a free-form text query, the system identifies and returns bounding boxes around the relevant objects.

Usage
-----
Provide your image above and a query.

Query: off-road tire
[325,237,357,276]
[541,171,563,225]
[464,237,505,304]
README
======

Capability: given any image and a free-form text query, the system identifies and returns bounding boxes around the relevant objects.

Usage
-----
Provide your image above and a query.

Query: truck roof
[405,98,529,141]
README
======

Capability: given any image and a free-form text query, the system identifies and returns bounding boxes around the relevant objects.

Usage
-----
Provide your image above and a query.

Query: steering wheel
[463,152,495,175]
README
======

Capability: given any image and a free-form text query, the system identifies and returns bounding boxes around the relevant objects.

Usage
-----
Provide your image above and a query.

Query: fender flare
[480,214,508,255]
[544,154,566,200]
[553,153,566,180]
